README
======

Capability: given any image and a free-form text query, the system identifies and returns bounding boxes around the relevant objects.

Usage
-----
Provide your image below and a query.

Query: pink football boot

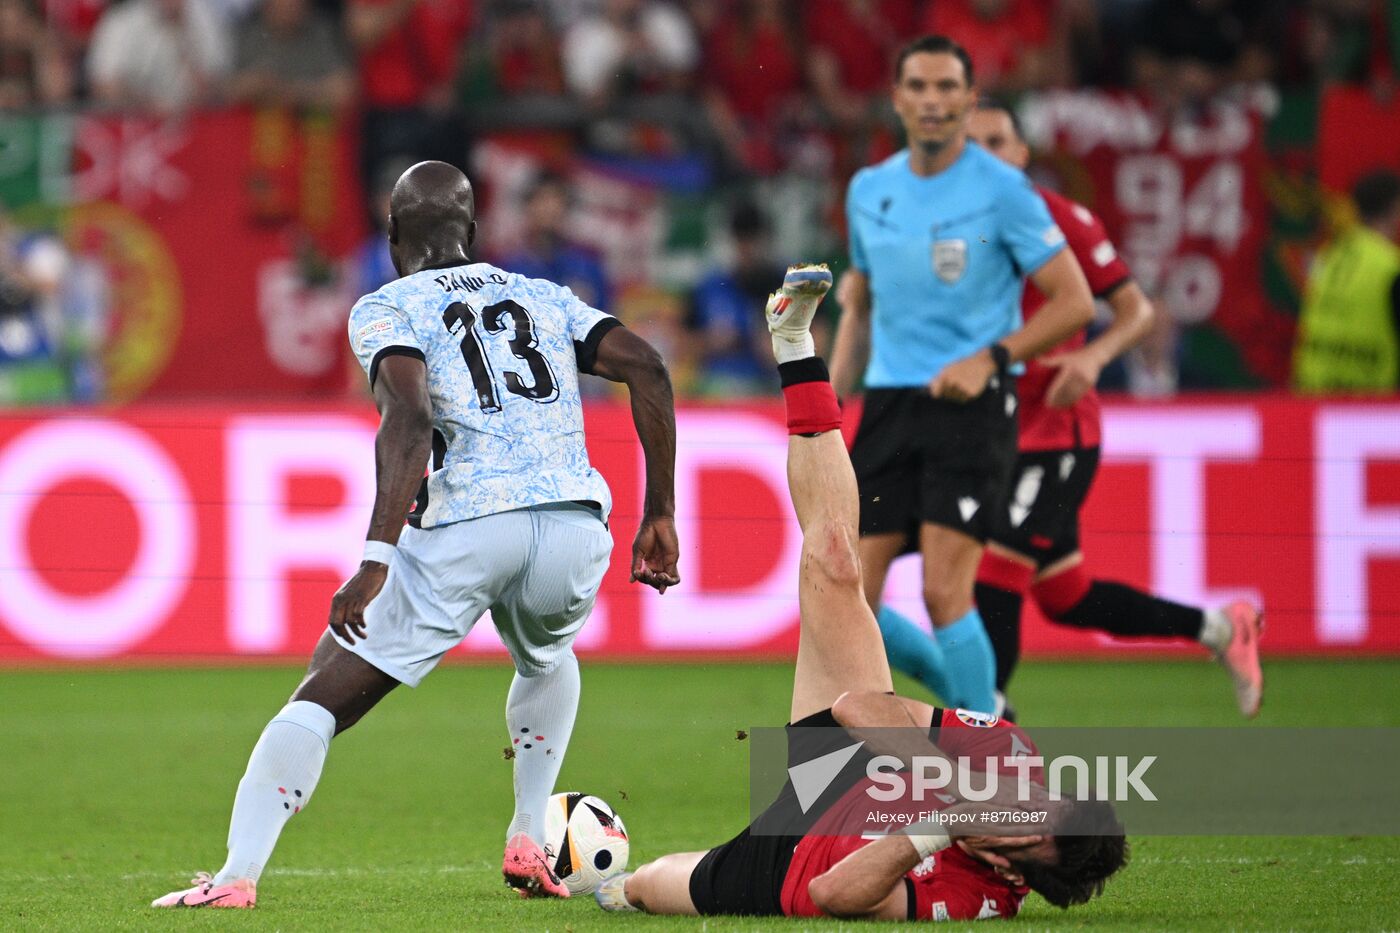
[1219,600,1264,718]
[503,832,570,898]
[152,872,256,908]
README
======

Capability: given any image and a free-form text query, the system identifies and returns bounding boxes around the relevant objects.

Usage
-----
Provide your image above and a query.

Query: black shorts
[688,823,800,917]
[851,380,1018,544]
[988,446,1100,569]
[689,708,862,917]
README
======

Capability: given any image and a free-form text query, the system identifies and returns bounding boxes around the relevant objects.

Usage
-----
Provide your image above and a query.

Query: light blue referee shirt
[846,142,1066,389]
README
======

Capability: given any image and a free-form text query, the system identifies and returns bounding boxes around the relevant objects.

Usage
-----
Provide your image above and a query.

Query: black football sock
[1053,581,1205,640]
[975,582,1023,691]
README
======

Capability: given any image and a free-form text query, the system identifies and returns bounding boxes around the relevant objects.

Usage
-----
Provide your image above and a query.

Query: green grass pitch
[2,659,1399,931]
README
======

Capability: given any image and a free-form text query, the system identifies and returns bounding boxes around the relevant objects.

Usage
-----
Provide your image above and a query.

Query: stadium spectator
[803,0,918,128]
[921,0,1059,91]
[1122,297,1181,398]
[0,0,74,107]
[689,202,787,395]
[1129,0,1278,103]
[459,0,568,100]
[1057,0,1108,86]
[0,209,72,403]
[354,158,414,299]
[1300,0,1400,87]
[228,0,354,111]
[543,0,594,27]
[345,0,473,186]
[86,0,231,111]
[1294,169,1400,393]
[496,171,612,314]
[561,0,698,108]
[701,0,804,173]
[40,0,106,53]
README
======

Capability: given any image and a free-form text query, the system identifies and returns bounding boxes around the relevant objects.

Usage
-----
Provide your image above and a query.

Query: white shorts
[334,503,612,684]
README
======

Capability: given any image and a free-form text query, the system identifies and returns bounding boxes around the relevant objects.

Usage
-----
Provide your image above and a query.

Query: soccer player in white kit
[153,161,680,908]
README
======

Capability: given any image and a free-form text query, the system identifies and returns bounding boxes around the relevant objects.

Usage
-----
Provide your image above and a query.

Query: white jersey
[349,261,619,528]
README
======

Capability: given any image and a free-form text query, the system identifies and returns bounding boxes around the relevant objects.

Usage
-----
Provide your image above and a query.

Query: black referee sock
[974,582,1023,692]
[1054,581,1205,641]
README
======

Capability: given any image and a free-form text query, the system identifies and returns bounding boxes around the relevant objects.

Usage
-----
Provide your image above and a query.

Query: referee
[829,35,1093,713]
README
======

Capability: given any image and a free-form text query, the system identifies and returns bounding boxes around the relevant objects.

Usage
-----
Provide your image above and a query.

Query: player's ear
[467,220,477,250]
[388,214,399,245]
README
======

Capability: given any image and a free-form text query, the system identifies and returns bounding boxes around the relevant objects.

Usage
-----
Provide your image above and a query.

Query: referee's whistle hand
[929,351,996,402]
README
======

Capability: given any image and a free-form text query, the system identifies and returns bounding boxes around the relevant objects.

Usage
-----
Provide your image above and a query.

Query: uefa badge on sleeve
[931,239,967,284]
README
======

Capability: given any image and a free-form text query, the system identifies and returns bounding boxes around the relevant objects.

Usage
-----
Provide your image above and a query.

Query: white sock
[1199,609,1232,653]
[214,700,336,884]
[771,332,816,365]
[505,653,580,844]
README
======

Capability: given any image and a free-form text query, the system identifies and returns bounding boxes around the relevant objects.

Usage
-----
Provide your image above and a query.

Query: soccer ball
[542,792,629,895]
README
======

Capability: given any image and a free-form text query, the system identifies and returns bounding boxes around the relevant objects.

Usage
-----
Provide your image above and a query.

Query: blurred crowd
[3,0,1399,401]
[6,1,1398,163]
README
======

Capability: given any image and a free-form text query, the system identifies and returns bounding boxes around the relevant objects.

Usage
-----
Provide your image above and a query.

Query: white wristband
[901,824,952,860]
[362,540,397,566]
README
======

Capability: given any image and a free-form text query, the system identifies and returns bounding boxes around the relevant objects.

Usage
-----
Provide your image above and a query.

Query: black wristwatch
[989,342,1011,371]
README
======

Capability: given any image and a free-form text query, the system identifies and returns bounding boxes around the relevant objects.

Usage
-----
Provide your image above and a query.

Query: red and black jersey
[1018,187,1133,452]
[779,709,1037,921]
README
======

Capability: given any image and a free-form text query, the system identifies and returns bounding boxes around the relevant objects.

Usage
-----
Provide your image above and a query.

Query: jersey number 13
[442,300,559,412]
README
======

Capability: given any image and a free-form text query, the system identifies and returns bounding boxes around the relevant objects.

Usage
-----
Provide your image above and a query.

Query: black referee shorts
[989,446,1100,569]
[851,378,1018,545]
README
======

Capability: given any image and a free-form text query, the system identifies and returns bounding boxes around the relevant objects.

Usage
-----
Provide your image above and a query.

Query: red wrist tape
[783,380,842,435]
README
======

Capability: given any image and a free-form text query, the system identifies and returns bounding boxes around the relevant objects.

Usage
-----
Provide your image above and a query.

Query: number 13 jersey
[349,261,620,528]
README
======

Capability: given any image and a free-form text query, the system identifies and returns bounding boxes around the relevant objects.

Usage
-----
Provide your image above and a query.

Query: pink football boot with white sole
[151,872,256,908]
[1218,600,1264,718]
[503,832,570,898]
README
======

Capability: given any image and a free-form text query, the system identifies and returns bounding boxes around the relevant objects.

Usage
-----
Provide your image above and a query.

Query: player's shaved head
[387,161,477,277]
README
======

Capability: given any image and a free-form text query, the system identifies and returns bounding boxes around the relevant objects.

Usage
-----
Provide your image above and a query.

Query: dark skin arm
[329,353,433,644]
[589,326,680,593]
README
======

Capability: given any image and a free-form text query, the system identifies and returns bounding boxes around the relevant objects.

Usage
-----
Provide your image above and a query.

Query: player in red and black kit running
[594,267,1126,922]
[965,100,1264,718]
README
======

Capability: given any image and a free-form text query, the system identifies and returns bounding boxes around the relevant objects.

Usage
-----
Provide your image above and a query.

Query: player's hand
[1042,348,1103,409]
[953,835,1046,870]
[328,562,389,645]
[631,515,680,594]
[835,269,866,315]
[929,350,996,402]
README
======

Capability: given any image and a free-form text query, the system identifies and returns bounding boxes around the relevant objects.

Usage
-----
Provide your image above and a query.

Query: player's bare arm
[807,833,921,919]
[590,326,680,593]
[1044,279,1153,409]
[328,353,433,645]
[930,249,1093,402]
[829,268,872,400]
[809,822,1048,919]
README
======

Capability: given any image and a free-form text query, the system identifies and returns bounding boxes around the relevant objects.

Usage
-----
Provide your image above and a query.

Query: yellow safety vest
[1295,225,1400,392]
